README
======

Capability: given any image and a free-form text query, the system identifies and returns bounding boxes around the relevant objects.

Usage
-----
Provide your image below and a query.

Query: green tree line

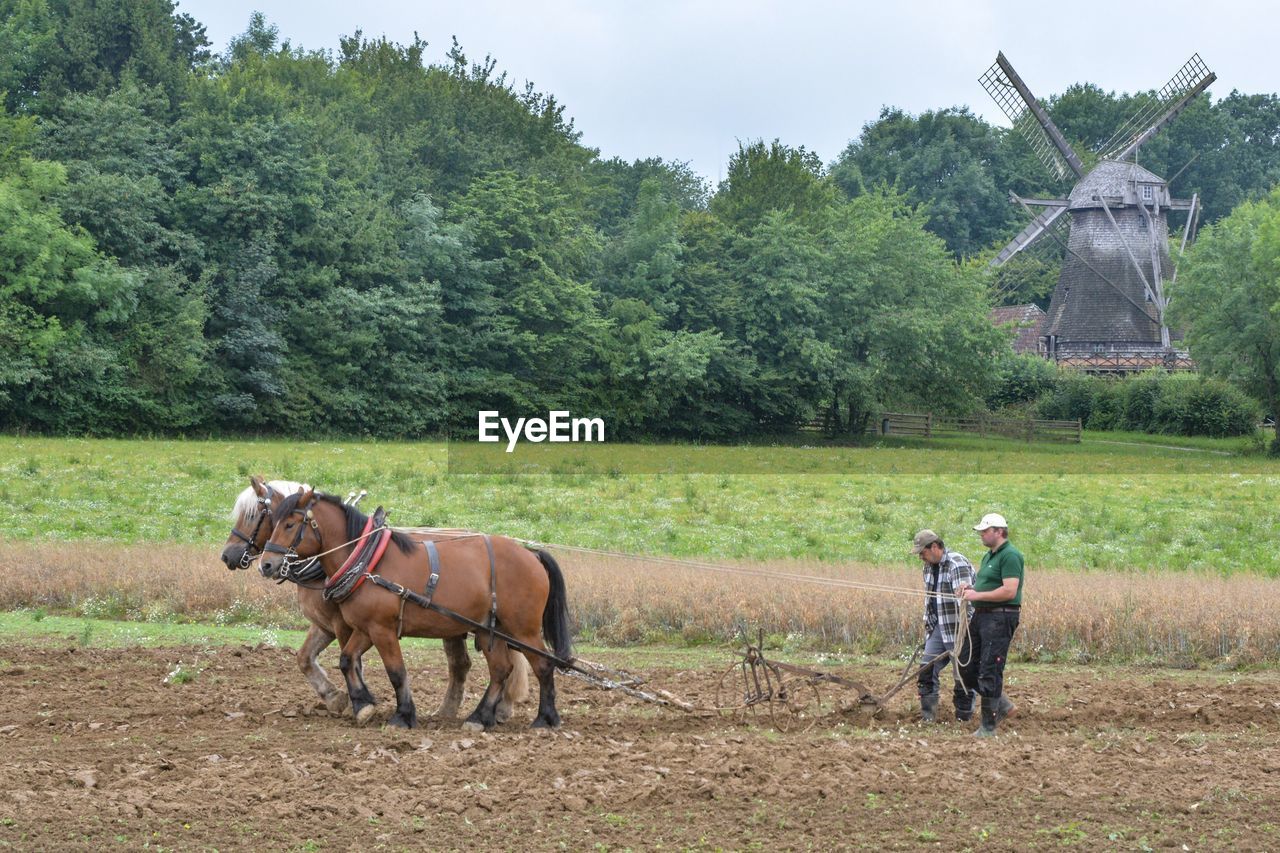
[1,3,1277,439]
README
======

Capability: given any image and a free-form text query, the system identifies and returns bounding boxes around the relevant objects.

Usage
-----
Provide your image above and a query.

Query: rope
[511,540,965,602]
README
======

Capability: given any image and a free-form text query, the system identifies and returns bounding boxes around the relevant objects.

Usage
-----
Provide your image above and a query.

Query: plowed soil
[2,643,1279,850]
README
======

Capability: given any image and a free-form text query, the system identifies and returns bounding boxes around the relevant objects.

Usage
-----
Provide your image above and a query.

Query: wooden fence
[872,412,1082,444]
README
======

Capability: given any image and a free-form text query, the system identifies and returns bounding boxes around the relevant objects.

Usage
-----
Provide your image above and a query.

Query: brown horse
[219,476,529,720]
[259,488,571,730]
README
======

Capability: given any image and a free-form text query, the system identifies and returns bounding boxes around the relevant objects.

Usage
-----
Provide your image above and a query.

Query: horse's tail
[536,549,573,664]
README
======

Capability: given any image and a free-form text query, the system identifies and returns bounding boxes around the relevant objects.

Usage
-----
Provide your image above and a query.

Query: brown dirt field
[2,644,1279,851]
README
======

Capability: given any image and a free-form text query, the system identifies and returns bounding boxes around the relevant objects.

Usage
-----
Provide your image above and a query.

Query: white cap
[973,512,1008,532]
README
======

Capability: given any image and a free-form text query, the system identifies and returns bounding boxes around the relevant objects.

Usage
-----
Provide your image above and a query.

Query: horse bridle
[262,502,320,578]
[227,485,277,569]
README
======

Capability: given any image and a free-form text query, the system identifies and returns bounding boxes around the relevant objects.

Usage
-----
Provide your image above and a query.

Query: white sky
[181,0,1278,183]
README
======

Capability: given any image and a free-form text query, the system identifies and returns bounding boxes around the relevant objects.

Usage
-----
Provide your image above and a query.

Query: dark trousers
[960,609,1020,699]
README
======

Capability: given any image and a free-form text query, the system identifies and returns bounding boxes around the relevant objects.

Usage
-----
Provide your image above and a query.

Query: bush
[1034,372,1099,422]
[1152,377,1260,437]
[1033,369,1259,438]
[1119,370,1164,432]
[1085,380,1124,431]
[987,354,1059,410]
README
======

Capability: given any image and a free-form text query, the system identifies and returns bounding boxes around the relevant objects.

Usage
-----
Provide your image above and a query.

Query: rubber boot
[919,692,939,723]
[954,690,974,723]
[974,695,998,738]
[995,694,1015,726]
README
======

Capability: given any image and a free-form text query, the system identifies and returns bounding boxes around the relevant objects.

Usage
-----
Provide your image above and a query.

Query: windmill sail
[979,53,1086,181]
[1098,54,1216,161]
[990,204,1068,267]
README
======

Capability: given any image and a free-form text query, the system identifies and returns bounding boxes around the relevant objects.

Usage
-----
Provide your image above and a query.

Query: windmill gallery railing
[871,412,1082,444]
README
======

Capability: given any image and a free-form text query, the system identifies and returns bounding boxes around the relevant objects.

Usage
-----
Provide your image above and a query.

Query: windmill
[980,52,1215,371]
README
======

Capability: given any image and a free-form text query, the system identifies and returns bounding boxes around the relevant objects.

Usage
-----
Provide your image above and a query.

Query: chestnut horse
[220,477,528,720]
[259,488,571,730]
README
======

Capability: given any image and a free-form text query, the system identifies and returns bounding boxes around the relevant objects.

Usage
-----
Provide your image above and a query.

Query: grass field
[1,433,1276,572]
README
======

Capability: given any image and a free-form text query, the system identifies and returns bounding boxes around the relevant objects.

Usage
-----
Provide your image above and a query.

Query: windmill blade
[980,52,1086,181]
[990,212,1068,304]
[989,204,1069,267]
[1169,192,1199,290]
[1098,54,1216,161]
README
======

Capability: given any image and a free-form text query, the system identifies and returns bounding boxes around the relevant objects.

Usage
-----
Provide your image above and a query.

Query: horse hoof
[530,717,561,730]
[386,716,416,730]
[461,720,484,733]
[355,705,377,726]
[325,693,351,715]
[495,702,513,724]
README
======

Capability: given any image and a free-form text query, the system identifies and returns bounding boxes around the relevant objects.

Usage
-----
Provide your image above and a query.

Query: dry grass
[0,542,300,626]
[2,541,1277,666]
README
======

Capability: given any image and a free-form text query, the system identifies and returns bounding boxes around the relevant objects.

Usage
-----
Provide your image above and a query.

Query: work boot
[954,692,974,723]
[994,694,1015,725]
[919,692,939,723]
[974,696,998,738]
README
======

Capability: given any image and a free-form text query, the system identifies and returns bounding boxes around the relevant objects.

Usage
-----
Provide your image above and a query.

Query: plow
[508,539,976,730]
[565,624,967,731]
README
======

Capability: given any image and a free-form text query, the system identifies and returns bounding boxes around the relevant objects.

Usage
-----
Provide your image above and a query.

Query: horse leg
[334,619,375,709]
[338,629,378,726]
[368,624,417,730]
[527,649,561,729]
[495,646,531,724]
[462,635,514,733]
[297,622,348,714]
[435,635,471,719]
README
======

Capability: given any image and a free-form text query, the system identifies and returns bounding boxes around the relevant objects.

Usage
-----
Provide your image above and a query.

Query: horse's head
[220,476,284,570]
[260,486,330,580]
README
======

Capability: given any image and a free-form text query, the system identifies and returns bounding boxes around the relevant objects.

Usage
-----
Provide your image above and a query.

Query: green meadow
[1,433,1275,575]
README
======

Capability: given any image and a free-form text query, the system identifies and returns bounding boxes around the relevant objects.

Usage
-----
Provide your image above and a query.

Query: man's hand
[961,587,980,602]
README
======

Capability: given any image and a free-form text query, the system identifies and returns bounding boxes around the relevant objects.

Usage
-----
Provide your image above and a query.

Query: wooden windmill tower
[980,52,1215,371]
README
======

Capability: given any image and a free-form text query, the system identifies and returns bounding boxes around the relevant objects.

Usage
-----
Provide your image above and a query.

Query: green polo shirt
[973,541,1024,608]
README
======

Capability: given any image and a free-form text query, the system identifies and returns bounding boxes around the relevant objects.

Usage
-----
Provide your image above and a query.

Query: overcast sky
[182,0,1277,184]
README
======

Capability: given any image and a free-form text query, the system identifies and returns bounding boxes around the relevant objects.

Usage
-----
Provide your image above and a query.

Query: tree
[711,139,836,232]
[730,209,833,428]
[1172,185,1280,453]
[832,107,1022,257]
[448,170,608,414]
[0,0,210,115]
[39,83,195,267]
[600,177,683,316]
[820,190,1004,432]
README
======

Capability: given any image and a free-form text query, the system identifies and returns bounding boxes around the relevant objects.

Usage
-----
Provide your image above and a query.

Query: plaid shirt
[923,549,976,645]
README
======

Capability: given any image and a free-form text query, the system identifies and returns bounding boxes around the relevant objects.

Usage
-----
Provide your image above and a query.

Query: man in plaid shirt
[911,529,976,722]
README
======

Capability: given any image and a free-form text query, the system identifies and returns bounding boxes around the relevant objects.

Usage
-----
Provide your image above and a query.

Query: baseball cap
[910,529,941,554]
[973,513,1008,532]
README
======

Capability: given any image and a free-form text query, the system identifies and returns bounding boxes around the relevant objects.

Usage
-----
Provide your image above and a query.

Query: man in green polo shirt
[957,512,1023,738]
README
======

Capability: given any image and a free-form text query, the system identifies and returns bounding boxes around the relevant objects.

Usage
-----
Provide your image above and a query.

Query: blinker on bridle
[227,486,276,569]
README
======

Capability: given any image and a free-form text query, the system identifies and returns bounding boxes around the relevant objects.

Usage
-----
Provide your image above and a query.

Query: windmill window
[1142,185,1154,201]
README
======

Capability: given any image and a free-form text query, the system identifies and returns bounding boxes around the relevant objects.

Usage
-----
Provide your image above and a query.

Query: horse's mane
[229,480,305,522]
[276,491,417,555]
